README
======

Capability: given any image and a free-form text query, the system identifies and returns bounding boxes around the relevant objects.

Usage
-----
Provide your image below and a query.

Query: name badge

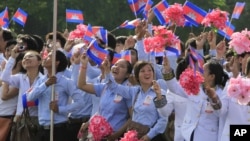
[143,95,152,105]
[205,102,214,113]
[114,94,123,103]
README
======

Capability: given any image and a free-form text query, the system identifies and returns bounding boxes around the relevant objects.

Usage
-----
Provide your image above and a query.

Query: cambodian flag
[165,42,181,57]
[0,7,9,28]
[66,9,84,24]
[112,50,131,65]
[217,22,235,40]
[183,1,207,27]
[92,26,108,44]
[143,0,153,19]
[83,24,95,43]
[119,18,141,29]
[128,0,148,17]
[12,8,28,27]
[87,40,109,65]
[22,88,38,108]
[189,46,204,74]
[66,9,84,23]
[153,0,169,25]
[231,2,245,19]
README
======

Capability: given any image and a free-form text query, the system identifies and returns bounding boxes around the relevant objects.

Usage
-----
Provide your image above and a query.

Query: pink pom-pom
[179,68,204,95]
[88,115,113,141]
[120,130,141,141]
[201,8,228,30]
[163,3,185,27]
[229,29,250,54]
[68,24,87,40]
[227,77,250,105]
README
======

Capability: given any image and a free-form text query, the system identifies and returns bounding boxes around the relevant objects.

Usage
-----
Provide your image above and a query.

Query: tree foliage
[0,0,249,42]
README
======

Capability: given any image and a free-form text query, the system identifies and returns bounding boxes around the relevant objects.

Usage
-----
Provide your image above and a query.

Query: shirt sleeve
[1,57,20,88]
[147,90,168,139]
[58,79,82,114]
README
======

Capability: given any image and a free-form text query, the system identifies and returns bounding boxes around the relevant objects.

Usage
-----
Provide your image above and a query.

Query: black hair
[2,29,14,41]
[19,34,39,52]
[105,47,116,63]
[176,56,189,80]
[116,36,127,45]
[14,52,26,73]
[133,61,154,84]
[126,47,138,61]
[56,50,68,72]
[45,32,66,48]
[124,60,133,75]
[206,60,229,87]
[107,32,116,50]
[31,34,44,53]
[5,40,17,49]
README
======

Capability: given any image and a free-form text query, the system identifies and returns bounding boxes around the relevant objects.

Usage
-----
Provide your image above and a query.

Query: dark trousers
[67,117,90,141]
[67,122,82,141]
[151,134,168,141]
[38,123,68,141]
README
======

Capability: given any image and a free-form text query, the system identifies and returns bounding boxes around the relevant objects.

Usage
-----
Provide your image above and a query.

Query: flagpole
[131,0,138,19]
[109,27,119,33]
[50,0,58,141]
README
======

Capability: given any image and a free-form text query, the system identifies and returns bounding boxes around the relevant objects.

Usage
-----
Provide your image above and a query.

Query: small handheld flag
[153,0,169,25]
[128,0,148,17]
[0,7,9,28]
[12,8,28,27]
[66,9,84,24]
[87,40,109,65]
[183,1,207,27]
[231,2,245,19]
[119,18,141,29]
[217,22,235,40]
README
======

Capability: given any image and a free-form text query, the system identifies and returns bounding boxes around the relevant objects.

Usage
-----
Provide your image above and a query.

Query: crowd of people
[0,9,249,141]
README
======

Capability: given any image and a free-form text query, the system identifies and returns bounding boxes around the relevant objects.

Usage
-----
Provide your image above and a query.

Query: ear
[210,74,215,80]
[56,60,60,66]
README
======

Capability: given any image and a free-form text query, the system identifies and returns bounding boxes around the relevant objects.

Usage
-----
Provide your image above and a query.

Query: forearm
[1,83,19,100]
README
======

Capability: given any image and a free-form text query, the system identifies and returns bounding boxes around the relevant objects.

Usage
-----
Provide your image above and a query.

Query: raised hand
[152,80,162,99]
[162,55,171,73]
[196,32,208,50]
[80,52,89,67]
[207,30,217,49]
[100,58,111,75]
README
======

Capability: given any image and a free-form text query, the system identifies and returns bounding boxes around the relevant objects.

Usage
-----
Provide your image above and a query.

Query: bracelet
[208,95,222,110]
[153,95,167,108]
[162,69,175,81]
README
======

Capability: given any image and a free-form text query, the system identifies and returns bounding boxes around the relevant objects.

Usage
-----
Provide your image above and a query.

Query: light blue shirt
[106,74,167,139]
[27,72,82,126]
[70,63,93,118]
[93,80,132,132]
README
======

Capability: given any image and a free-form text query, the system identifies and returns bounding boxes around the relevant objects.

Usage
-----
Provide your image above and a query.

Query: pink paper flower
[201,8,228,30]
[163,3,185,27]
[227,77,250,105]
[229,29,250,54]
[143,36,165,53]
[179,68,204,95]
[227,84,241,97]
[88,115,113,141]
[68,24,87,40]
[120,130,141,141]
[237,92,250,105]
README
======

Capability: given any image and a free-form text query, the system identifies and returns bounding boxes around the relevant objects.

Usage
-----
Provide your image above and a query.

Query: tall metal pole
[50,0,58,141]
